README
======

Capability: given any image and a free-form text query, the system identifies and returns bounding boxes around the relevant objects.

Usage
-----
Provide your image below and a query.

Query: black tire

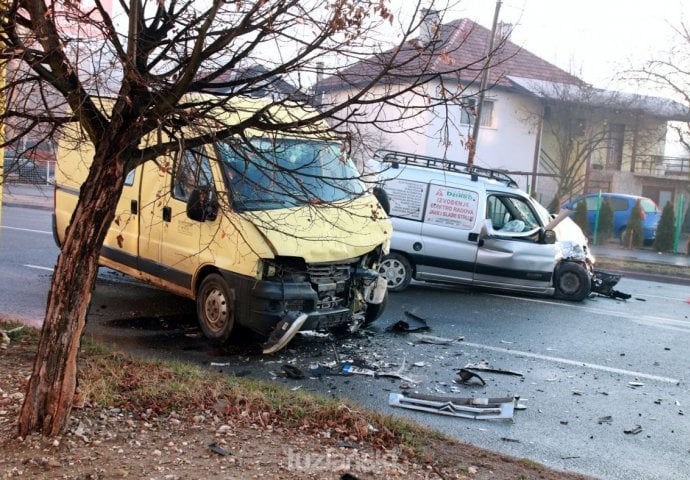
[364,289,388,326]
[196,273,236,342]
[554,262,591,301]
[378,253,413,292]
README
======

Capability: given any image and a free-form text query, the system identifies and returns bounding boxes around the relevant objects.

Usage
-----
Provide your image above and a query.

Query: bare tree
[0,0,493,436]
[626,20,690,152]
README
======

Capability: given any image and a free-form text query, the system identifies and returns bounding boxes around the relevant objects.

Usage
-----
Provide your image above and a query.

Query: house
[315,13,690,216]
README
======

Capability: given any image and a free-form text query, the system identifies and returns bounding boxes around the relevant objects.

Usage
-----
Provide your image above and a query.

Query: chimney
[419,8,440,46]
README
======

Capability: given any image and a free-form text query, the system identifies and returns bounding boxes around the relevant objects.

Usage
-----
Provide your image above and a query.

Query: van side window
[173,148,214,202]
[486,195,539,233]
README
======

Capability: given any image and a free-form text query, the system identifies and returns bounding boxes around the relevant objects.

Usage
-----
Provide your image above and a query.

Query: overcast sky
[396,0,690,97]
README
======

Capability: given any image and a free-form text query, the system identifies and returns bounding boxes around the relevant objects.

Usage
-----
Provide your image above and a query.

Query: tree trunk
[18,152,125,437]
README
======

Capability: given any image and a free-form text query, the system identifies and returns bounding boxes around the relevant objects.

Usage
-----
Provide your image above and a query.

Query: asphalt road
[2,204,689,480]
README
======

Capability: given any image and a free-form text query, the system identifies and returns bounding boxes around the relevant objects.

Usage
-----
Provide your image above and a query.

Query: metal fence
[1,159,55,185]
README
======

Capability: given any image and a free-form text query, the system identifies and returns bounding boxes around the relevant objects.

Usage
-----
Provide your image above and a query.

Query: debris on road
[386,311,431,333]
[628,381,645,388]
[388,392,517,420]
[411,333,464,345]
[591,270,631,300]
[624,425,643,435]
[598,416,613,425]
[462,361,524,377]
[455,368,486,386]
[282,364,306,379]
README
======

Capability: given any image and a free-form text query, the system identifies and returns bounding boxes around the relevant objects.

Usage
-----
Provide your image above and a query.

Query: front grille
[306,260,356,310]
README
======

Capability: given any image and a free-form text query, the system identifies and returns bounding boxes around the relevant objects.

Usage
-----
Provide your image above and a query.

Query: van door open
[473,193,555,293]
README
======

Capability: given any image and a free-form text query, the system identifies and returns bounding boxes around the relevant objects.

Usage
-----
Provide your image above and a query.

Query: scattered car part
[412,333,464,344]
[262,312,308,354]
[624,425,643,435]
[282,364,306,379]
[463,363,524,377]
[388,392,517,420]
[386,311,431,333]
[456,368,486,386]
[591,270,630,299]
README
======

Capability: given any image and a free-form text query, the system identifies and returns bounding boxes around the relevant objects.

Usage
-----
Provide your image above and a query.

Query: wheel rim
[203,286,228,335]
[558,272,581,295]
[380,259,406,288]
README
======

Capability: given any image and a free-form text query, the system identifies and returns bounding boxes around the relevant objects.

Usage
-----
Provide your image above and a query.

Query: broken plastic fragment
[456,368,486,386]
[386,311,431,333]
[282,364,305,379]
[624,425,642,435]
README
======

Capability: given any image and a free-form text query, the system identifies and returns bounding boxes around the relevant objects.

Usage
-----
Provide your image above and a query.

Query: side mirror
[187,188,218,222]
[372,186,390,215]
[541,229,557,244]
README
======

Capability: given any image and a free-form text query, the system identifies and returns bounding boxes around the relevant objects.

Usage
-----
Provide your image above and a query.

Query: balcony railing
[633,155,689,177]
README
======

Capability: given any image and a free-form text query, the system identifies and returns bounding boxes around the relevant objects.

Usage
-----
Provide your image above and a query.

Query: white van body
[373,150,605,301]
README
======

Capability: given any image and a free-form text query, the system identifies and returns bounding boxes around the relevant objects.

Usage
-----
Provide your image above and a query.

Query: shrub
[622,199,644,248]
[653,201,676,252]
[573,200,589,236]
[596,198,615,243]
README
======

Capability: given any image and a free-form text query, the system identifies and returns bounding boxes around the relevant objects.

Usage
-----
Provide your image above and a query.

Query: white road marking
[461,341,681,384]
[489,293,690,332]
[24,264,54,272]
[0,225,52,235]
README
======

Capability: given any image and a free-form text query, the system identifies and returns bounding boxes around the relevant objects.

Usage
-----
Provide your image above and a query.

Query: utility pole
[467,0,502,170]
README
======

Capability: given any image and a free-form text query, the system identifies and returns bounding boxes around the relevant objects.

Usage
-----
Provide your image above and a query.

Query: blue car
[561,193,661,243]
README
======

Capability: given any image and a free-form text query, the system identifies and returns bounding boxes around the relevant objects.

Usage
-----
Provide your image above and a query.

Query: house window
[606,123,625,169]
[460,100,494,127]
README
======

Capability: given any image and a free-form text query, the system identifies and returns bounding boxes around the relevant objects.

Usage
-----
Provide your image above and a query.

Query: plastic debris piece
[210,362,230,367]
[208,443,229,456]
[628,381,644,388]
[282,364,305,379]
[386,311,431,333]
[412,334,463,344]
[624,425,643,435]
[598,416,613,425]
[389,392,516,420]
[463,363,524,377]
[456,368,486,386]
[501,437,520,443]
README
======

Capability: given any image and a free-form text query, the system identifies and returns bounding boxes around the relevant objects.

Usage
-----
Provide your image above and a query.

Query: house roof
[316,18,584,92]
[509,76,690,121]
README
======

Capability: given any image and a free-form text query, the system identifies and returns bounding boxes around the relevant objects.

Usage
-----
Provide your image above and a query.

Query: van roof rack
[374,149,518,187]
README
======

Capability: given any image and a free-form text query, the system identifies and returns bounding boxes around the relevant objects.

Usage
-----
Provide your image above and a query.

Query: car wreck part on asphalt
[624,425,643,435]
[463,362,524,377]
[388,392,517,420]
[386,311,431,333]
[598,416,613,425]
[281,364,306,379]
[262,311,309,354]
[591,270,631,299]
[342,357,422,384]
[456,368,486,386]
[412,333,464,344]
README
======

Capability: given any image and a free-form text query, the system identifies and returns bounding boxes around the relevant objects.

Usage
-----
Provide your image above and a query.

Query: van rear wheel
[554,263,591,301]
[379,253,412,292]
[197,273,235,342]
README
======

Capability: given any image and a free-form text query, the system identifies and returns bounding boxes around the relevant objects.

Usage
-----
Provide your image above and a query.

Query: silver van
[372,150,618,301]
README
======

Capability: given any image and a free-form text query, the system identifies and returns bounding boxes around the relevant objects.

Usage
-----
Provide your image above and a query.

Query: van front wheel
[378,253,412,292]
[197,273,236,342]
[554,263,591,301]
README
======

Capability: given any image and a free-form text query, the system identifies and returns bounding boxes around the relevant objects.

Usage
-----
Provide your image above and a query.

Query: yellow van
[54,98,391,353]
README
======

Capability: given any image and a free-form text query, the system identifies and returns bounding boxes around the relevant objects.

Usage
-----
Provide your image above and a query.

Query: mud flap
[388,392,516,420]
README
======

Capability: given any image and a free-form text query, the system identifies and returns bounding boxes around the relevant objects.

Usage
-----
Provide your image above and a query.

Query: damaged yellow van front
[54,98,391,354]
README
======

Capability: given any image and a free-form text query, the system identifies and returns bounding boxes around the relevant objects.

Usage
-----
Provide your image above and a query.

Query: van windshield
[217,138,365,211]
